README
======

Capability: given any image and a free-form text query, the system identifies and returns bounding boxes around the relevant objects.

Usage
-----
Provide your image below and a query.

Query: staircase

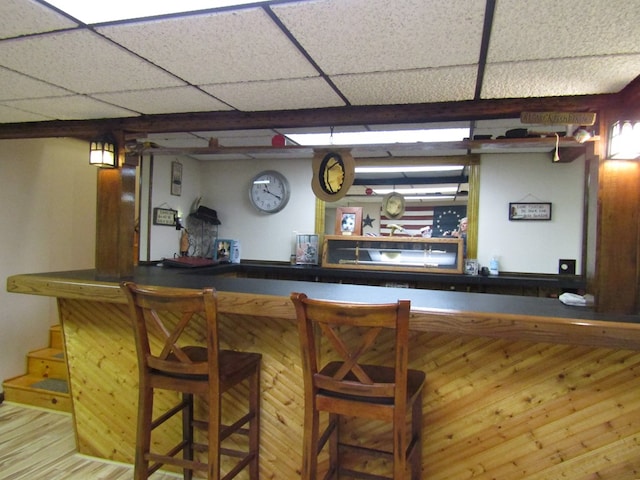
[2,325,71,412]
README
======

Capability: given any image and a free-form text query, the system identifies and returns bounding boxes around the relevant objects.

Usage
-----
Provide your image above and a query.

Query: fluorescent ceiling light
[356,165,463,174]
[46,0,261,23]
[406,195,456,201]
[286,128,470,146]
[373,186,459,195]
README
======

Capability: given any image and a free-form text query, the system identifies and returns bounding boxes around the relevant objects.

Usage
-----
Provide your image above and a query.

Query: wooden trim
[0,95,618,140]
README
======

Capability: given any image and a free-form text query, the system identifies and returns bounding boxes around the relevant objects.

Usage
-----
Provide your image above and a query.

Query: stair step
[2,374,71,412]
[27,348,67,379]
[49,325,63,350]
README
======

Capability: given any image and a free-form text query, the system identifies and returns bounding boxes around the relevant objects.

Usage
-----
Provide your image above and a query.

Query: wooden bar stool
[121,282,261,480]
[290,292,425,480]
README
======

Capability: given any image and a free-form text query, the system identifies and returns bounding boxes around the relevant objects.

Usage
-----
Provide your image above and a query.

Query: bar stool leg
[183,393,194,480]
[328,414,339,479]
[248,366,261,479]
[411,390,423,480]
[135,383,153,480]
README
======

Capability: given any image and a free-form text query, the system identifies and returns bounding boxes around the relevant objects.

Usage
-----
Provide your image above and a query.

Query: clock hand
[263,185,282,200]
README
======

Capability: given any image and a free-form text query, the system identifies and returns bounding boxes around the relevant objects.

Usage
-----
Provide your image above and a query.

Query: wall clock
[249,170,290,214]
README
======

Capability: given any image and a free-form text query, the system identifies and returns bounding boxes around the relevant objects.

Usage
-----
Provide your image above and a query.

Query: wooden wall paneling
[595,158,640,314]
[53,297,640,479]
[95,164,136,279]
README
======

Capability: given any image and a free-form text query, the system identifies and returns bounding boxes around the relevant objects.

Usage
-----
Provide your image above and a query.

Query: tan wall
[0,138,96,388]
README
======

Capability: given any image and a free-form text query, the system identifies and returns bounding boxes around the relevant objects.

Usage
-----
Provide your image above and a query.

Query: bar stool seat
[291,292,425,479]
[121,282,261,480]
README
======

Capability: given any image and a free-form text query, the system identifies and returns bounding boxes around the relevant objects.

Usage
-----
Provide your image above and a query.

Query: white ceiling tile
[332,66,478,105]
[0,29,185,94]
[0,0,78,39]
[201,78,344,111]
[482,55,640,99]
[489,0,640,62]
[0,102,53,123]
[91,87,232,115]
[3,95,136,120]
[97,8,318,85]
[0,67,71,100]
[272,0,485,74]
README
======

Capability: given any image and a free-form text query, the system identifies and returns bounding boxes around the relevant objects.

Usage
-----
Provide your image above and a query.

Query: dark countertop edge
[7,266,640,350]
[163,261,586,288]
[7,265,632,323]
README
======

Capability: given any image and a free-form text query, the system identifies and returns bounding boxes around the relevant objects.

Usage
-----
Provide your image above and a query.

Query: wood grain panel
[56,298,640,479]
[595,158,640,314]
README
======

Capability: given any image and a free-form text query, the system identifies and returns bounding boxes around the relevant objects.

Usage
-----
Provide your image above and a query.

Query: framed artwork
[335,207,362,236]
[509,202,552,221]
[295,234,319,265]
[464,259,479,275]
[171,161,182,196]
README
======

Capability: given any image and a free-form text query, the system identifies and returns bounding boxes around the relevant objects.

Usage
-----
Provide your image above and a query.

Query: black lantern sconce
[90,135,117,168]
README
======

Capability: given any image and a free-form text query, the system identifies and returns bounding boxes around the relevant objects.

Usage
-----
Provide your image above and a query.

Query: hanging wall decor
[509,202,552,221]
[171,161,182,196]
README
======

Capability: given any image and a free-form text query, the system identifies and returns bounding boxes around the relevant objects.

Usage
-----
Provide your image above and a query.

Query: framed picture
[509,202,552,221]
[295,234,319,265]
[464,259,479,275]
[152,207,177,226]
[335,207,363,235]
[171,161,182,196]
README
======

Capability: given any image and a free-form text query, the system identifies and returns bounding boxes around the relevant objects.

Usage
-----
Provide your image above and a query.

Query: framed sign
[153,207,177,226]
[509,202,552,221]
[335,207,362,236]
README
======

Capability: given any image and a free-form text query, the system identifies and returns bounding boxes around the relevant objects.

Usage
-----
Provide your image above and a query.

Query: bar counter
[7,266,640,479]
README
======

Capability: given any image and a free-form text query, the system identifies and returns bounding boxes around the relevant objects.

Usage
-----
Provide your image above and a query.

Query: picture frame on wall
[171,161,182,196]
[335,207,363,236]
[152,207,177,226]
[508,202,552,221]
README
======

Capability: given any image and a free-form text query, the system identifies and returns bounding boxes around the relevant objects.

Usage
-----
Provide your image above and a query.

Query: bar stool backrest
[122,283,219,379]
[291,292,411,410]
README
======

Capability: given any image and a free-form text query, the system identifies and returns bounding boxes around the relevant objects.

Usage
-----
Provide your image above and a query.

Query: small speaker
[558,259,576,275]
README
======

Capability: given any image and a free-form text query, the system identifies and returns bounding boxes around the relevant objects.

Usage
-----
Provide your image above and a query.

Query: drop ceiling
[0,0,638,163]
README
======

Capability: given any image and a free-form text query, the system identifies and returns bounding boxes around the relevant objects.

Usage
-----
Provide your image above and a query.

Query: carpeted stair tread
[29,378,69,394]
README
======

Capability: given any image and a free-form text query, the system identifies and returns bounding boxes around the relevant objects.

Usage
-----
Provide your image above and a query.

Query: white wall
[144,156,317,262]
[140,155,202,262]
[477,153,585,274]
[199,158,317,261]
[0,138,96,390]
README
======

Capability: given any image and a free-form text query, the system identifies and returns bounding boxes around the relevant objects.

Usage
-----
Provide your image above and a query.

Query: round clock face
[249,170,290,214]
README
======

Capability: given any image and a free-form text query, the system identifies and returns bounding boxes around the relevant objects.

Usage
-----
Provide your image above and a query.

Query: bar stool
[290,292,425,480]
[121,282,261,480]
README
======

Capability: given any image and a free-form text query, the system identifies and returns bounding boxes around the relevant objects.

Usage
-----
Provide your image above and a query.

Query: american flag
[380,205,466,237]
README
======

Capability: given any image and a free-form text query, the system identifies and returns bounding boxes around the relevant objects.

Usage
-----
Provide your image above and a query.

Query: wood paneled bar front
[7,267,640,479]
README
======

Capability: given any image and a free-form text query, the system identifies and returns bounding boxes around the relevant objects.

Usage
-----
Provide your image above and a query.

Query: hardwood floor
[0,402,179,479]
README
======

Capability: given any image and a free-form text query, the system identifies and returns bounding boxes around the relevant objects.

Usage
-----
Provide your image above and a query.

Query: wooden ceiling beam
[0,94,617,141]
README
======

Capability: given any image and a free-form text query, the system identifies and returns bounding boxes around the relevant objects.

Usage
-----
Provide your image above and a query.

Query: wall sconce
[89,135,117,168]
[609,120,640,160]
